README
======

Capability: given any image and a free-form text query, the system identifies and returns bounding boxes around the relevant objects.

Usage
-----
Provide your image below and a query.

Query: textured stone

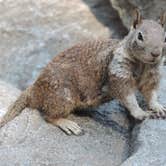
[121,120,166,166]
[0,80,130,166]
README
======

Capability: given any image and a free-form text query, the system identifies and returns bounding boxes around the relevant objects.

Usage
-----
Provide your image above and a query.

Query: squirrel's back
[0,38,119,127]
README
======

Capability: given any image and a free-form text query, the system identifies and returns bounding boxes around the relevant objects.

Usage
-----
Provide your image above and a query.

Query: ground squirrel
[0,10,166,135]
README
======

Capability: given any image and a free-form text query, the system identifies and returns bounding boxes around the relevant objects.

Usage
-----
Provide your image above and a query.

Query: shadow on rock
[81,0,128,38]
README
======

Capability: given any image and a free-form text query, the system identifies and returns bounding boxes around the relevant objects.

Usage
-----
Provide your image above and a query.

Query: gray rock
[110,0,166,29]
[121,66,166,166]
[0,80,130,166]
[121,120,166,166]
[0,0,127,90]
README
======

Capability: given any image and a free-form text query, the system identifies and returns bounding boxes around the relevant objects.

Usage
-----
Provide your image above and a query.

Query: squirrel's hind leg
[44,116,84,136]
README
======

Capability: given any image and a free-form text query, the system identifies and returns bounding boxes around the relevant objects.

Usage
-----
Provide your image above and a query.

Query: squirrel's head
[128,9,166,64]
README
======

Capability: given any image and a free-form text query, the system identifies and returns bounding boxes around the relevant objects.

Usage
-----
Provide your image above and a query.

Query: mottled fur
[0,10,166,135]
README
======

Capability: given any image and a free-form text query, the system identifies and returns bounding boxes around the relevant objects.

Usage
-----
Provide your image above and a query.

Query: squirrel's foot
[131,110,150,120]
[148,103,166,119]
[55,118,84,136]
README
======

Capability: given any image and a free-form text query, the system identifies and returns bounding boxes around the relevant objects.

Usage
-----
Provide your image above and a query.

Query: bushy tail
[0,87,31,128]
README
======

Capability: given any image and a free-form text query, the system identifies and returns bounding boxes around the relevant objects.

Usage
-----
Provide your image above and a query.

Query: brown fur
[29,39,118,114]
[1,10,166,135]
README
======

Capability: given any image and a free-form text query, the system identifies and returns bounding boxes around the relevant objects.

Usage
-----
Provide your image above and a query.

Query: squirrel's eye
[164,37,166,42]
[138,32,143,41]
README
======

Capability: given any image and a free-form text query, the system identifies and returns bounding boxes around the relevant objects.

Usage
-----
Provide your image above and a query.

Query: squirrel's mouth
[141,57,159,64]
[133,54,160,64]
[141,58,159,64]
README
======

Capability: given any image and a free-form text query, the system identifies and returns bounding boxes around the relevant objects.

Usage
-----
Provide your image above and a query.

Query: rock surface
[0,80,130,166]
[0,0,127,90]
[121,120,166,166]
[121,66,166,166]
[110,0,166,29]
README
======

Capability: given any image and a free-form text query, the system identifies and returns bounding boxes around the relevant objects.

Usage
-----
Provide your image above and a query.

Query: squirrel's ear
[132,9,142,29]
[159,11,166,27]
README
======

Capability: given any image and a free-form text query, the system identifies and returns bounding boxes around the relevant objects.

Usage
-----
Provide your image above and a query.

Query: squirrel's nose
[151,52,160,58]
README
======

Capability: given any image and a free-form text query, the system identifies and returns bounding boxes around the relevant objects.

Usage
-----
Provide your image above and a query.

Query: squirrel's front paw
[131,110,150,120]
[148,103,166,119]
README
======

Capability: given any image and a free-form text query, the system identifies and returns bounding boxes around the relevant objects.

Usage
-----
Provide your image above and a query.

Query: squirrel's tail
[0,87,31,128]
